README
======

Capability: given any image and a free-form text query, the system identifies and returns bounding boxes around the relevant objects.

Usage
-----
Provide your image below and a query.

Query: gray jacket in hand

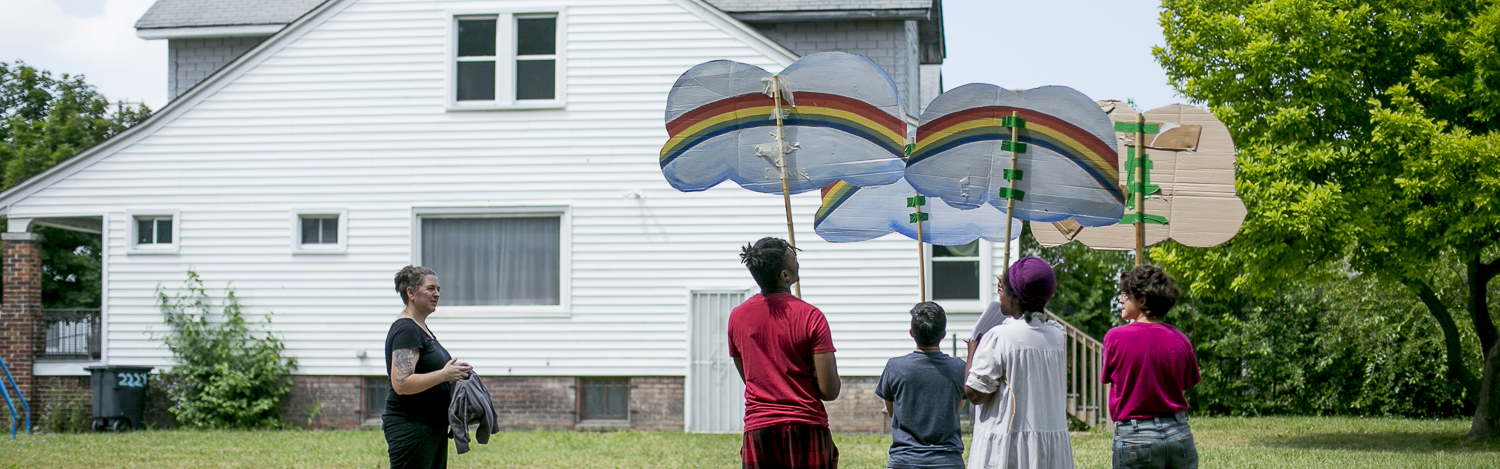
[448,370,499,454]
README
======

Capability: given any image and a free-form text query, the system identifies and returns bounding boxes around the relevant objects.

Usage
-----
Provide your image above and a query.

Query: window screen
[300,217,338,245]
[421,216,561,306]
[579,377,628,421]
[932,241,980,300]
[456,18,497,101]
[136,217,172,245]
[515,16,556,100]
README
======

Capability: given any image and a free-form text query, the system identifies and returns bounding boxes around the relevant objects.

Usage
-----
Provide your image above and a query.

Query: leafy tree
[1,60,149,308]
[1155,0,1500,437]
[156,271,297,429]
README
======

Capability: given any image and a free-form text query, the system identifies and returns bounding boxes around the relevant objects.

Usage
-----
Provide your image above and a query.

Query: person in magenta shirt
[729,237,842,469]
[1102,266,1201,469]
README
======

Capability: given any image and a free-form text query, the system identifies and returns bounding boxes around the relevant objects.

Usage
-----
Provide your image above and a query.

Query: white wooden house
[0,0,995,432]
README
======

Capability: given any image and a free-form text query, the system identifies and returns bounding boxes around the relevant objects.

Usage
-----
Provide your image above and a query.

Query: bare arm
[390,349,470,395]
[733,356,746,383]
[884,399,893,418]
[962,336,996,405]
[812,352,840,401]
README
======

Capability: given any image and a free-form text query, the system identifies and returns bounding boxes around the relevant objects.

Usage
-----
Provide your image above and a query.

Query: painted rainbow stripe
[909,106,1124,204]
[660,92,906,168]
[814,180,860,227]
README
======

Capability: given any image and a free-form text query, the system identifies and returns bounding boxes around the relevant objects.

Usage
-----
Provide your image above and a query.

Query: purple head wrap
[1006,257,1056,310]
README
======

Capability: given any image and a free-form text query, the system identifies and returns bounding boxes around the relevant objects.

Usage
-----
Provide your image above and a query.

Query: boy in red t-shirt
[1102,266,1201,469]
[729,237,841,469]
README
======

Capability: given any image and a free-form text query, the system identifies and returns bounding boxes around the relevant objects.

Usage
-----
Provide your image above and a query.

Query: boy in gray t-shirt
[875,302,967,469]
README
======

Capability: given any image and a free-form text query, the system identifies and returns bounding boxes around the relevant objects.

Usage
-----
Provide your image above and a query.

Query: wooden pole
[1003,111,1021,275]
[1134,113,1145,267]
[772,75,802,298]
[915,191,926,303]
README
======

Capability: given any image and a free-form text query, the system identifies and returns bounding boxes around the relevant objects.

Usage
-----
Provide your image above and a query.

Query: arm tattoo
[392,348,419,387]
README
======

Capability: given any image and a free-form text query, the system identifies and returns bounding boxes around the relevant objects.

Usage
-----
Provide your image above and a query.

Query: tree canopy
[1,60,151,308]
[1154,0,1500,437]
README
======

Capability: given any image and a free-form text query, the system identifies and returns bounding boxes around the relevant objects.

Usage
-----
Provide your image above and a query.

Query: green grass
[0,417,1495,468]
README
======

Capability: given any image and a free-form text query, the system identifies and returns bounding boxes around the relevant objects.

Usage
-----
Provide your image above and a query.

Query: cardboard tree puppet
[660,52,908,296]
[1030,102,1245,262]
[815,84,1127,299]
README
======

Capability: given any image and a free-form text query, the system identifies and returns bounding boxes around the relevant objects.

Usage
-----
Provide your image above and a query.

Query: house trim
[135,24,285,39]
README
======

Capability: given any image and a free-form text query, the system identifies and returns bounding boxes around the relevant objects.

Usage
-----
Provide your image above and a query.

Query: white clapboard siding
[7,0,981,377]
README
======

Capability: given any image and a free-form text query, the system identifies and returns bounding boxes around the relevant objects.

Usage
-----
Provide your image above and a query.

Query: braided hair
[394,265,437,305]
[739,237,798,290]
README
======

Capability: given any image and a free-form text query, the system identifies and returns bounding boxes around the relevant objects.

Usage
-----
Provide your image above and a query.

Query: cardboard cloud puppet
[814,178,1021,245]
[904,84,1126,227]
[1032,102,1245,249]
[659,52,907,194]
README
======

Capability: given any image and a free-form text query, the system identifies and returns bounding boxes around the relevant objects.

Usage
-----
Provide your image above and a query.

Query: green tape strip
[909,212,930,223]
[998,187,1026,201]
[907,196,926,207]
[1114,122,1162,134]
[904,143,915,156]
[1003,169,1024,180]
[1119,213,1169,225]
[1001,140,1028,153]
[1002,115,1027,128]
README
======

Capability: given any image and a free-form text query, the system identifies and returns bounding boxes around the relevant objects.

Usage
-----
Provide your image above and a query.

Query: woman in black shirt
[384,266,470,469]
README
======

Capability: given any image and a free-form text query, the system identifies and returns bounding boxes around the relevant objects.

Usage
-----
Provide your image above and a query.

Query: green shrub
[156,271,297,429]
[38,389,91,433]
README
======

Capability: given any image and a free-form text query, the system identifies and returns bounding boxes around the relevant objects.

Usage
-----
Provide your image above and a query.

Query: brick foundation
[280,375,362,430]
[1,232,44,422]
[824,376,887,433]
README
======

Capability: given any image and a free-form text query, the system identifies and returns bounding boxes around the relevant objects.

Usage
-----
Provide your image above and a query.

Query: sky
[0,0,1185,112]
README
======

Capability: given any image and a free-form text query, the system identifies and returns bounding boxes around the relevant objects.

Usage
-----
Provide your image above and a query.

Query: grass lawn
[0,416,1496,468]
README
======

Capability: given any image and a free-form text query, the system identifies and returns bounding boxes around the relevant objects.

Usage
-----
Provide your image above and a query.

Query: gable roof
[134,0,328,29]
[0,0,799,213]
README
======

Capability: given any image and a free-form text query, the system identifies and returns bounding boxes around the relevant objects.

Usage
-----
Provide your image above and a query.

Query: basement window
[577,377,629,422]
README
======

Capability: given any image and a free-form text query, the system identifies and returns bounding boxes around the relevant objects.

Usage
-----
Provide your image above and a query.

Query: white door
[687,290,747,433]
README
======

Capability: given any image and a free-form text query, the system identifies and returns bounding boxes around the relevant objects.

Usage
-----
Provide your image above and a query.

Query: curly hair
[739,237,798,290]
[394,265,437,305]
[1118,265,1181,319]
[909,301,947,347]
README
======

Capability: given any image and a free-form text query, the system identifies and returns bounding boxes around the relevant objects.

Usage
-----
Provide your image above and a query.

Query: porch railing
[1046,312,1108,429]
[40,308,100,361]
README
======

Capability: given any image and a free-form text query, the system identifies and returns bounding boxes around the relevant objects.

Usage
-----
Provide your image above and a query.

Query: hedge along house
[0,0,972,432]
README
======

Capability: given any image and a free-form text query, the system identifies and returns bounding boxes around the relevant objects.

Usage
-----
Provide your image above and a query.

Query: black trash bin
[87,365,153,432]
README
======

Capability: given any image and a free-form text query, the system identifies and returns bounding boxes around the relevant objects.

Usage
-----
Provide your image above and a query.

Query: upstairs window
[450,12,563,110]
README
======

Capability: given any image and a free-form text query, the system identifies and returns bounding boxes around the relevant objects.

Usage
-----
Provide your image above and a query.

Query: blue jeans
[1112,412,1198,469]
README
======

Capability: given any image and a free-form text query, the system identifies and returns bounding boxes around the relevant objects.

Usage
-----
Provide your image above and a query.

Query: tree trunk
[1470,341,1500,439]
[1405,279,1478,400]
[1468,255,1498,440]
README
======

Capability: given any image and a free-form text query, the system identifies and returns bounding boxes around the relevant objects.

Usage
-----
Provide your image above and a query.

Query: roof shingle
[134,0,327,29]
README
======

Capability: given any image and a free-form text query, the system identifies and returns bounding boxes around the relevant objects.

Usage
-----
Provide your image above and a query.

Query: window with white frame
[291,210,347,254]
[452,12,561,108]
[419,215,561,306]
[931,240,981,301]
[129,211,180,253]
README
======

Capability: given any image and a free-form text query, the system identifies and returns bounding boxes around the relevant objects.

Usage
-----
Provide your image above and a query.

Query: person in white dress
[964,257,1073,469]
